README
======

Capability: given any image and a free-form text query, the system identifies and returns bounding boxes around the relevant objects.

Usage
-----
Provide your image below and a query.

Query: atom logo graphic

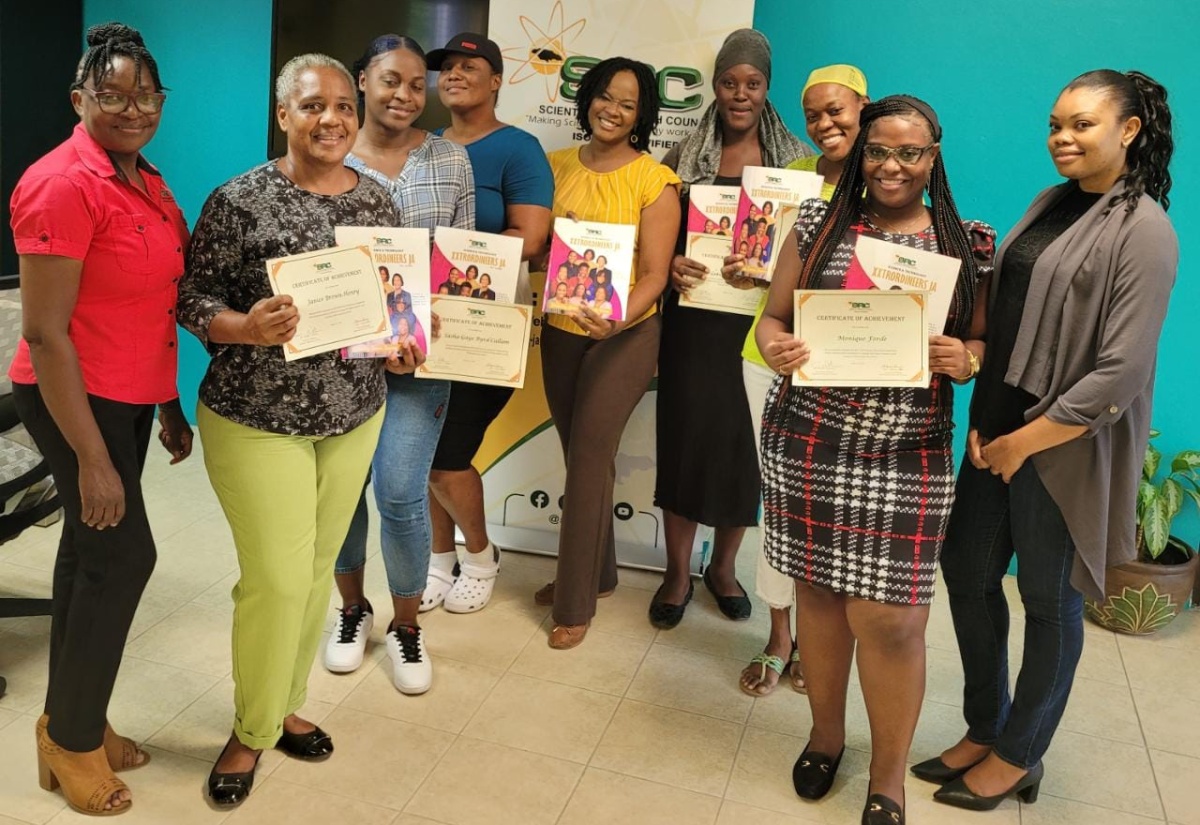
[501,0,587,102]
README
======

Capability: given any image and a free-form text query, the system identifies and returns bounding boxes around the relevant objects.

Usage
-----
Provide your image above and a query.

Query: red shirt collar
[69,122,162,180]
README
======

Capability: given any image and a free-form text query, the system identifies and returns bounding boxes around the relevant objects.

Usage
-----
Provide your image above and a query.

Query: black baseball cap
[427,33,503,74]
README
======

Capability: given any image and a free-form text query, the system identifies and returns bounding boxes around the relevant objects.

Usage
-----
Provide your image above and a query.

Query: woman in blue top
[422,33,554,614]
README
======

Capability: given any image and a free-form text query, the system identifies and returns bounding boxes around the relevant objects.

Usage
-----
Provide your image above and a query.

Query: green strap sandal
[740,652,786,697]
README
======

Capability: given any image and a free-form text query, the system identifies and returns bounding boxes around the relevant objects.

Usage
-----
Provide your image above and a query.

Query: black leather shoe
[910,754,986,784]
[276,725,334,760]
[703,567,751,620]
[862,793,904,824]
[648,581,694,629]
[207,738,261,808]
[792,744,844,800]
[934,761,1043,810]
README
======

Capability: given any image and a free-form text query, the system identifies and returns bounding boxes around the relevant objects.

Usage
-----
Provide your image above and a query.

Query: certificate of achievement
[734,166,822,281]
[679,233,762,316]
[265,245,391,362]
[543,218,635,320]
[846,235,963,335]
[333,226,432,358]
[793,289,930,388]
[431,227,523,303]
[416,296,533,388]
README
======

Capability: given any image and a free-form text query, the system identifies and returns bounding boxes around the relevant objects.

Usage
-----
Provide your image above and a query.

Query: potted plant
[1086,430,1200,634]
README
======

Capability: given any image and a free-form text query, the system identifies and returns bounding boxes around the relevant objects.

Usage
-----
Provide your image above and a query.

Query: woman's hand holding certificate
[242,294,300,345]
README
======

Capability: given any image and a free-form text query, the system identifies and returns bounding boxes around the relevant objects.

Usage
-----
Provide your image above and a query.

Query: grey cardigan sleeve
[1043,210,1178,432]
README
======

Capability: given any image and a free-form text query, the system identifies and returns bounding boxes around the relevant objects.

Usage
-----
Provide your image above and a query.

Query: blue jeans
[940,460,1084,769]
[334,373,449,597]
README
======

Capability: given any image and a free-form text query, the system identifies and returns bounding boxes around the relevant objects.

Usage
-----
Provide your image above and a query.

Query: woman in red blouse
[8,23,191,816]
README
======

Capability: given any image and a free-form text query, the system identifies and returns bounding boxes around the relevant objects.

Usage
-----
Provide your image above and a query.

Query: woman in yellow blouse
[533,57,680,649]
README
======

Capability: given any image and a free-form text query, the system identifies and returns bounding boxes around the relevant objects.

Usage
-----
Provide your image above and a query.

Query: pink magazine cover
[687,184,740,236]
[733,166,823,279]
[430,227,522,303]
[333,226,431,359]
[542,218,635,321]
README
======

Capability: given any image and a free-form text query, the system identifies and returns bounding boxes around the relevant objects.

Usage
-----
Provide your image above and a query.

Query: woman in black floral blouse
[177,53,421,808]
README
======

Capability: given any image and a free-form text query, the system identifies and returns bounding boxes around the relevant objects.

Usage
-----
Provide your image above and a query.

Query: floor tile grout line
[718,716,752,801]
[1113,634,1172,823]
[1037,789,1171,822]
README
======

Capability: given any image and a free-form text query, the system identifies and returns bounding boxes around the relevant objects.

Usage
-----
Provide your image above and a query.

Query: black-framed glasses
[79,87,166,115]
[863,144,935,165]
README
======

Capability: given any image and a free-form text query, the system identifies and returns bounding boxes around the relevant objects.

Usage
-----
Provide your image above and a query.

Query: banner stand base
[476,524,707,575]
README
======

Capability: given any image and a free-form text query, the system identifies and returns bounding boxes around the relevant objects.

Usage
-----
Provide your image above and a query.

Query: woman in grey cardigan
[915,70,1176,811]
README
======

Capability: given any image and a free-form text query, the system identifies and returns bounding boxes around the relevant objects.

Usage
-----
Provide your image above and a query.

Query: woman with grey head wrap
[651,28,811,633]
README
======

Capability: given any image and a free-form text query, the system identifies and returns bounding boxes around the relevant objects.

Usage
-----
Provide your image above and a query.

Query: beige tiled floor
[1,437,1198,824]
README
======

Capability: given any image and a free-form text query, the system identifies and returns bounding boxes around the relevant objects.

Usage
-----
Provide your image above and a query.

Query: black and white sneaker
[386,624,432,694]
[323,603,373,673]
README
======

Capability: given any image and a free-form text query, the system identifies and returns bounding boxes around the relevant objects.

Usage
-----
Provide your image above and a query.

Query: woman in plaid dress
[753,96,994,825]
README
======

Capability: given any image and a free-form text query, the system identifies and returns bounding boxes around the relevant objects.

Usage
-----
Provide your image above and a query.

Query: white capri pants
[743,359,794,610]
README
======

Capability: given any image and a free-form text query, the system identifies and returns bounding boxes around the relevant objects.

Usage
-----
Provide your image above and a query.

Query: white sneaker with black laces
[323,603,373,673]
[386,623,432,695]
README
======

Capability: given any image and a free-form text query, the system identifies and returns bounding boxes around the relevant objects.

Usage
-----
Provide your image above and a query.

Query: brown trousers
[541,316,661,625]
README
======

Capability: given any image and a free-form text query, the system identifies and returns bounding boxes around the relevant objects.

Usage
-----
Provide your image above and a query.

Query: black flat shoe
[910,754,986,784]
[276,725,334,760]
[792,743,844,800]
[934,761,1043,810]
[703,567,751,620]
[207,737,261,808]
[648,581,693,629]
[862,793,904,824]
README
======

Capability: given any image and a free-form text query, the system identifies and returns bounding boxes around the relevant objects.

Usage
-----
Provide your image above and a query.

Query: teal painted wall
[753,0,1200,547]
[83,0,1199,545]
[83,0,275,420]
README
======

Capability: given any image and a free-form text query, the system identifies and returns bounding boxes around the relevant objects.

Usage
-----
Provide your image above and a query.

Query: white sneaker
[386,624,432,695]
[444,544,501,614]
[323,603,373,673]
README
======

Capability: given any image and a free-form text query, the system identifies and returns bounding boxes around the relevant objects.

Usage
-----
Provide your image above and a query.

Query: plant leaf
[1144,444,1161,480]
[1184,485,1200,515]
[1137,480,1158,520]
[1162,478,1184,521]
[1143,496,1171,558]
[1170,451,1200,473]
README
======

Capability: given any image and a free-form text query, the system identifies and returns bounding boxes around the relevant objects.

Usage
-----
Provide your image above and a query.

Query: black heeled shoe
[702,567,751,620]
[648,581,694,629]
[910,753,986,784]
[207,737,261,808]
[792,743,844,800]
[862,793,904,824]
[276,725,334,760]
[934,761,1043,810]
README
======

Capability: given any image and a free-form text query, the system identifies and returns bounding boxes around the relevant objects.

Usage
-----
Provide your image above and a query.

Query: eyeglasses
[862,144,935,165]
[78,87,166,115]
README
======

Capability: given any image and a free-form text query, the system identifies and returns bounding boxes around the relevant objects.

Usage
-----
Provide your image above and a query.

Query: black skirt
[653,289,761,527]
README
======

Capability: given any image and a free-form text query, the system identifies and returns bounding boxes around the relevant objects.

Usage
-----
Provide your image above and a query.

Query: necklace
[867,206,931,235]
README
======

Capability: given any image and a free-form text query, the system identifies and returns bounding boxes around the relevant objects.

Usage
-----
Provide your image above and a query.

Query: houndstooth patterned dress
[761,200,994,605]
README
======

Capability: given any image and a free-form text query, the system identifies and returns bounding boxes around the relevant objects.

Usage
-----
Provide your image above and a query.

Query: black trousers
[13,383,156,752]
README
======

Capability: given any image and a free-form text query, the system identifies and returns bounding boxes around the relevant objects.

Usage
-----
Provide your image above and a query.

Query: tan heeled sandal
[37,715,150,772]
[36,724,131,816]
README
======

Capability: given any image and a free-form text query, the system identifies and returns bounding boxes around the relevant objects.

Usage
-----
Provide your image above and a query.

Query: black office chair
[0,289,60,698]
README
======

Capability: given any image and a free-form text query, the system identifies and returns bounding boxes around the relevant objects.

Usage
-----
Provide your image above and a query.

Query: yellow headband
[802,64,868,100]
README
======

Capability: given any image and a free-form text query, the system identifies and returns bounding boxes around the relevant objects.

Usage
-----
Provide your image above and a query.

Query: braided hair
[72,22,164,92]
[574,57,661,148]
[799,95,978,339]
[1064,70,1173,213]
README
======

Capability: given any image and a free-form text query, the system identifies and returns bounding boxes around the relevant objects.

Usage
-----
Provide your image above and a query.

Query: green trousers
[198,403,384,749]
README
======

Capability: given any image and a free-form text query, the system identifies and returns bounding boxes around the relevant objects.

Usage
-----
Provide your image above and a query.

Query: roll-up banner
[478,1,755,568]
